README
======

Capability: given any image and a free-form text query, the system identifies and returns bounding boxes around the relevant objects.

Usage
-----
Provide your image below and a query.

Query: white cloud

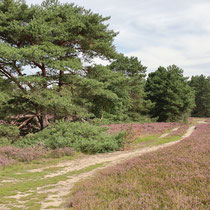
[24,0,210,77]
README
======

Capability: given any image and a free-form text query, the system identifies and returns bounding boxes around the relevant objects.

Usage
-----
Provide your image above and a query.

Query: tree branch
[58,70,64,92]
[13,61,36,91]
[18,116,35,129]
[27,35,34,46]
[0,65,26,92]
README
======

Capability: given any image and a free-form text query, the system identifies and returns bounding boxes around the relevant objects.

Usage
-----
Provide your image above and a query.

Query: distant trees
[189,75,210,117]
[145,65,195,122]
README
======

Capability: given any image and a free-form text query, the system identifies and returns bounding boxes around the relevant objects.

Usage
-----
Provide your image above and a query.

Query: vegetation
[0,122,190,209]
[0,1,209,209]
[70,123,210,209]
[17,121,127,153]
[0,0,207,166]
[0,0,118,130]
[189,75,210,117]
[145,65,195,122]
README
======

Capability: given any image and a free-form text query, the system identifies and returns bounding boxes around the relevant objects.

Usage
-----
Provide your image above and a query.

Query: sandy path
[1,121,206,210]
[39,121,206,209]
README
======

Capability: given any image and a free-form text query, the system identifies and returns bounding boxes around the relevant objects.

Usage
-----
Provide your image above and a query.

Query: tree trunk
[38,113,49,130]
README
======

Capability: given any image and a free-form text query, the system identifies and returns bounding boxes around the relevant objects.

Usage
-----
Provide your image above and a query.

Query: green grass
[134,135,160,144]
[0,162,105,197]
[133,134,181,147]
[0,153,81,181]
[0,161,105,209]
[152,136,182,146]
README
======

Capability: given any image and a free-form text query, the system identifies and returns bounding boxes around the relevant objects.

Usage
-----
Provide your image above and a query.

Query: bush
[0,138,11,146]
[0,124,19,140]
[17,121,126,154]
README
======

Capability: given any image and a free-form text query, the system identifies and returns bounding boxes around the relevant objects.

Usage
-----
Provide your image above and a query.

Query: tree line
[0,0,209,135]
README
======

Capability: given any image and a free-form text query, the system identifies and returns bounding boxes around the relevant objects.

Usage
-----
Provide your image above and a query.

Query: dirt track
[1,121,207,210]
[39,121,206,209]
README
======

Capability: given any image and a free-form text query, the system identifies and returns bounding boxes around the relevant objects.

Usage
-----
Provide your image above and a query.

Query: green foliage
[0,0,118,130]
[0,124,19,145]
[189,75,210,117]
[85,65,130,120]
[109,54,154,121]
[145,65,195,122]
[0,138,11,146]
[0,124,19,139]
[17,121,126,153]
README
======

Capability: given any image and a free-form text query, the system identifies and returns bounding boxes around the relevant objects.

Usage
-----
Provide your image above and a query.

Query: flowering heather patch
[0,156,15,166]
[70,123,210,209]
[167,124,189,137]
[104,122,179,138]
[0,146,74,166]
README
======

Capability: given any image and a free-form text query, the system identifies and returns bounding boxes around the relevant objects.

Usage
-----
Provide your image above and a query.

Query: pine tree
[189,75,210,117]
[0,0,118,130]
[109,54,153,121]
[145,65,195,122]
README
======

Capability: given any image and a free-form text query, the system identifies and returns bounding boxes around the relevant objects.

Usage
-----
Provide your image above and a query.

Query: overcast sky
[25,0,210,77]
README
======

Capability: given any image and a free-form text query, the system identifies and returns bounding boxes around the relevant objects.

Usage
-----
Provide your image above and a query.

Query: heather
[0,121,182,167]
[167,124,189,137]
[0,146,73,166]
[105,122,179,139]
[70,123,210,209]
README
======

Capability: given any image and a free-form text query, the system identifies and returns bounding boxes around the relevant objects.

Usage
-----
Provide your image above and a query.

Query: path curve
[40,121,206,209]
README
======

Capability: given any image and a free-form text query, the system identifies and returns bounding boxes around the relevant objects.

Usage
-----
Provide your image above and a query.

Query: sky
[25,0,210,77]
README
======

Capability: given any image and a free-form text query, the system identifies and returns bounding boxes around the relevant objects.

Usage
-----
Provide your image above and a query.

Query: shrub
[0,146,74,166]
[0,137,11,146]
[0,124,19,142]
[17,121,126,154]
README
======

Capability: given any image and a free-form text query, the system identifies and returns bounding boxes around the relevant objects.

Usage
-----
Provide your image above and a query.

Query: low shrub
[0,146,46,163]
[0,124,19,143]
[0,146,74,166]
[17,121,126,154]
[0,137,11,146]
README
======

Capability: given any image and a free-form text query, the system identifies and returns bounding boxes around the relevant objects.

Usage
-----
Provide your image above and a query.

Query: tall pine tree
[145,65,195,122]
[0,0,118,130]
[189,75,210,117]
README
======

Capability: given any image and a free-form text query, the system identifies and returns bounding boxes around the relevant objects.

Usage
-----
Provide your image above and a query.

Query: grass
[0,154,80,182]
[133,134,160,144]
[70,123,210,209]
[152,135,181,145]
[0,161,105,208]
[133,134,182,147]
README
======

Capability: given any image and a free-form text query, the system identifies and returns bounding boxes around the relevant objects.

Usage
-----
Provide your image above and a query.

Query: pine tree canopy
[145,65,195,122]
[0,0,118,130]
[189,75,210,117]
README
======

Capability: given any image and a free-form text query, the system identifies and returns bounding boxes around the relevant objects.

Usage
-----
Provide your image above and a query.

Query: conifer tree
[145,65,195,122]
[0,0,118,129]
[110,54,153,120]
[189,75,210,117]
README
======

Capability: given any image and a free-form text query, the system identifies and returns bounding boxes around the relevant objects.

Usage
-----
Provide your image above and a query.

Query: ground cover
[0,121,200,209]
[70,123,209,209]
